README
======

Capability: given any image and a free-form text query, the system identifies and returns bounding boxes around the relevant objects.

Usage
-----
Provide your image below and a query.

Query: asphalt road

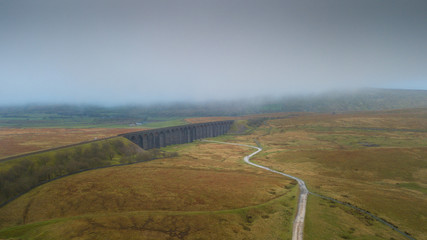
[202,140,308,240]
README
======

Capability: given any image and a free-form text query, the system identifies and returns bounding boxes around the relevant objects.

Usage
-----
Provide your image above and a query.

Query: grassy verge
[304,195,407,240]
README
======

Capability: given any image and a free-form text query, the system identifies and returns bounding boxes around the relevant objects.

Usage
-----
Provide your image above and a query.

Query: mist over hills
[266,88,427,113]
[0,89,426,126]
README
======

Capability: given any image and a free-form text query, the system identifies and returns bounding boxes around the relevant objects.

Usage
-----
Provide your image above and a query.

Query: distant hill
[260,88,427,113]
[0,88,426,127]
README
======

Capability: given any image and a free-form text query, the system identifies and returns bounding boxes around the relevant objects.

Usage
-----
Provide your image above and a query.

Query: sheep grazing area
[1,108,426,239]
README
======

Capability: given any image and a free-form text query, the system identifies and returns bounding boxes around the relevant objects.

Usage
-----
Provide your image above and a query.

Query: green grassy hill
[0,137,175,207]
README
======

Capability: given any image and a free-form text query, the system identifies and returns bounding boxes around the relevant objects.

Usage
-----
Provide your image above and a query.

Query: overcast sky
[0,0,426,105]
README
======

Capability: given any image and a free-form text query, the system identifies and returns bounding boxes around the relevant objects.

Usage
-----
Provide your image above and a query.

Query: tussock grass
[0,137,172,206]
[236,109,427,239]
[0,190,296,240]
[3,109,425,239]
[305,196,406,240]
[0,139,297,239]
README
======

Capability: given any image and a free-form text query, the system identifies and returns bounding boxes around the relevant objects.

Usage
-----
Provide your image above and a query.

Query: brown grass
[0,165,290,226]
[0,128,139,159]
[0,140,296,239]
[304,195,406,240]
[0,198,296,240]
[230,109,427,239]
[3,108,426,239]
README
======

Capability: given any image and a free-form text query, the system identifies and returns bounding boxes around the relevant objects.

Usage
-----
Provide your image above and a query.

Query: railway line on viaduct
[0,120,234,163]
[120,120,234,150]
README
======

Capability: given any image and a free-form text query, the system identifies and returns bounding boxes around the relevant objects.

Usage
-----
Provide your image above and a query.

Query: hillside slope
[0,137,174,206]
[0,141,296,240]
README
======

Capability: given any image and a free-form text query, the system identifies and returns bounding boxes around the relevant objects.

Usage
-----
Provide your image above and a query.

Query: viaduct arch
[120,120,234,150]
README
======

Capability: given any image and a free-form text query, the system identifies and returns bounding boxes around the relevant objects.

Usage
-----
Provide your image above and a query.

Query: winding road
[202,140,308,240]
[201,140,416,240]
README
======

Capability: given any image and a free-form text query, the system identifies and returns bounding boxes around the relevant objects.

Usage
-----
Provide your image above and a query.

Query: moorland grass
[0,137,175,206]
[304,195,407,240]
[2,109,426,239]
[0,140,297,239]
[0,188,297,240]
[0,128,139,159]
[232,109,427,239]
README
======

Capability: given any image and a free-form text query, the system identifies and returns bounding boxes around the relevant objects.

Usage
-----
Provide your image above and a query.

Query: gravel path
[202,140,308,240]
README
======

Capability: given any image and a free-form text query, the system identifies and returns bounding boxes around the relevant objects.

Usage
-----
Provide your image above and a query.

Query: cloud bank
[0,0,426,105]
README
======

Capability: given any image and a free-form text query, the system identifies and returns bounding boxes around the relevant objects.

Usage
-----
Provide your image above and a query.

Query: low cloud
[1,0,426,105]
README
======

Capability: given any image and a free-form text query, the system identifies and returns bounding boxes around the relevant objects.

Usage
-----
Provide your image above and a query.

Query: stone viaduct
[120,120,234,150]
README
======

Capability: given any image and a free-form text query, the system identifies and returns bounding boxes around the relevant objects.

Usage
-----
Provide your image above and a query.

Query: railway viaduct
[120,120,234,150]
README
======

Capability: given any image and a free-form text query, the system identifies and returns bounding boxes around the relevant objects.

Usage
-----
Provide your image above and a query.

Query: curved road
[202,140,308,240]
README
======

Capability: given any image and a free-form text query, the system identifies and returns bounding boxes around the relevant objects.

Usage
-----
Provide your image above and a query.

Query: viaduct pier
[120,120,234,150]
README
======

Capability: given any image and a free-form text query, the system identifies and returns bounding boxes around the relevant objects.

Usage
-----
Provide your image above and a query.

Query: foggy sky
[1,0,426,105]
